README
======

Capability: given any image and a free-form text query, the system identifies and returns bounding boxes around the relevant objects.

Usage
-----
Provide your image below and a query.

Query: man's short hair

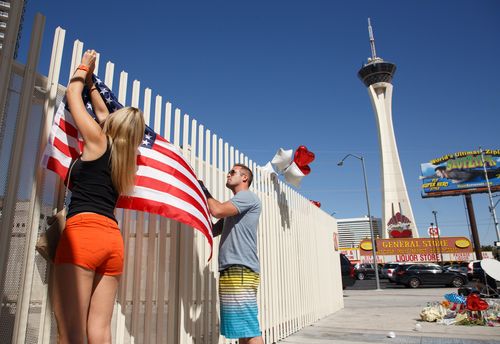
[234,163,253,186]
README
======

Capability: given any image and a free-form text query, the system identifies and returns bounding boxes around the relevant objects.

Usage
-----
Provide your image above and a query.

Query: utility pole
[432,211,444,264]
[479,147,500,242]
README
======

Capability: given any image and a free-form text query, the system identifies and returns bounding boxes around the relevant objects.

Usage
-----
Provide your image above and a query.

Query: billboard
[420,149,500,198]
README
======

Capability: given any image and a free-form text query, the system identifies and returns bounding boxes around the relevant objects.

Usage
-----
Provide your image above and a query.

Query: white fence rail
[0,14,343,344]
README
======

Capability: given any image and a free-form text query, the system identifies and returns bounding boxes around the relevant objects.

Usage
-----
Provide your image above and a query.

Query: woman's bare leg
[86,273,120,344]
[53,264,94,344]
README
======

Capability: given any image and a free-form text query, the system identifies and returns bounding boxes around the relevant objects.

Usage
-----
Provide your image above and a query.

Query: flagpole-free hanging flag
[42,75,213,258]
[265,145,315,187]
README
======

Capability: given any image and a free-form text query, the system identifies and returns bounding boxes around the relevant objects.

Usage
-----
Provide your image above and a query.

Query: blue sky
[19,1,500,245]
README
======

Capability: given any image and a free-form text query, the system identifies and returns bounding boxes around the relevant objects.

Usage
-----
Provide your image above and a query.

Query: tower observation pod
[357,18,419,239]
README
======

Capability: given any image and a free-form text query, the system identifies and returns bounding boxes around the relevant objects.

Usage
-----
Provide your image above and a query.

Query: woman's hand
[81,50,97,87]
[81,49,96,71]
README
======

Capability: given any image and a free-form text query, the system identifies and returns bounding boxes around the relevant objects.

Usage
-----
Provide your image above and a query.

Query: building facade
[337,216,382,248]
[0,0,26,58]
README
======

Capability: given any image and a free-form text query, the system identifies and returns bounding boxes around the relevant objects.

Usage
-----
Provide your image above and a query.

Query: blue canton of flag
[86,75,156,149]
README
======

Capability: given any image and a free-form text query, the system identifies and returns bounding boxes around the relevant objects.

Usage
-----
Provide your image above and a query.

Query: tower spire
[367,18,377,60]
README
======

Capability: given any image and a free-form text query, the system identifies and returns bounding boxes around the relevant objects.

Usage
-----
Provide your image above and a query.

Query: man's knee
[240,336,264,344]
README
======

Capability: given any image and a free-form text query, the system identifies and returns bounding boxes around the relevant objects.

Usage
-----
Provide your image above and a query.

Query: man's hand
[198,180,213,199]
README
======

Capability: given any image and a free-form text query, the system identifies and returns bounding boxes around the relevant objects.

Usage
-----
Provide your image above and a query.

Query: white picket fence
[0,12,343,344]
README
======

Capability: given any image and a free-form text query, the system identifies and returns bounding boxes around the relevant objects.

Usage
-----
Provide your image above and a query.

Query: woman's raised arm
[66,50,106,154]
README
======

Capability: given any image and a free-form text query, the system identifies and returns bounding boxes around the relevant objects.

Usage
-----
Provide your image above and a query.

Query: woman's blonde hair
[103,107,145,194]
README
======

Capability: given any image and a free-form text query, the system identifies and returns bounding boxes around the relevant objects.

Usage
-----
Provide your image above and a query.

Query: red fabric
[466,294,489,311]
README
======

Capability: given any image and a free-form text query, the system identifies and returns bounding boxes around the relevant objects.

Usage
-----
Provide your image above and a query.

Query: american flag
[42,75,213,256]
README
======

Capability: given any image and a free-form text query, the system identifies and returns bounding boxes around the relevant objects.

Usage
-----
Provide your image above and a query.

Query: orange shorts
[55,213,124,275]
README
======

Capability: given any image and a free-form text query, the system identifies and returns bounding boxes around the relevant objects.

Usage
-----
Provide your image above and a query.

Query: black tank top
[67,145,119,222]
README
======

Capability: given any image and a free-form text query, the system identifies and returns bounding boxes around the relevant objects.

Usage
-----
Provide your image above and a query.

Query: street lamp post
[338,154,381,291]
[431,211,444,265]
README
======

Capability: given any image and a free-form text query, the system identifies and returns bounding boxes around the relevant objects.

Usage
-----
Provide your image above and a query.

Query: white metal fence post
[9,13,45,344]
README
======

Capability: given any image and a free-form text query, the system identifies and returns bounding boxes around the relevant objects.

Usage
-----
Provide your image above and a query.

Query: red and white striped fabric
[42,79,213,257]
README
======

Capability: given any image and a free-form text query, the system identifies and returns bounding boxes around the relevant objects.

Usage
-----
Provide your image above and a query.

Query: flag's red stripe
[46,156,68,181]
[135,175,210,221]
[151,143,197,180]
[53,136,79,158]
[117,196,213,259]
[137,155,205,202]
[58,116,79,138]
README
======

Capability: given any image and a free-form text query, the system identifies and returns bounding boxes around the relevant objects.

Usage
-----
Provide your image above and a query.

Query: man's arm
[207,198,239,219]
[199,180,239,219]
[212,218,224,237]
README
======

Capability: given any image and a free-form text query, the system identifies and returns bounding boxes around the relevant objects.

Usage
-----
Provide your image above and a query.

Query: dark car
[340,254,356,289]
[467,260,498,292]
[353,263,380,280]
[467,260,483,281]
[381,262,399,280]
[394,263,467,288]
[444,264,468,275]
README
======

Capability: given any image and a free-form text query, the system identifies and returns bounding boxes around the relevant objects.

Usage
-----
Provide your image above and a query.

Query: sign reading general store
[359,237,472,256]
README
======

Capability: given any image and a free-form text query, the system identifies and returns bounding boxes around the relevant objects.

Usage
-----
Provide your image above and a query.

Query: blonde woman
[53,50,145,344]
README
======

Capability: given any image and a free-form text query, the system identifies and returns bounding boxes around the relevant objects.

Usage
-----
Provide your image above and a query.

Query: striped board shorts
[219,265,261,339]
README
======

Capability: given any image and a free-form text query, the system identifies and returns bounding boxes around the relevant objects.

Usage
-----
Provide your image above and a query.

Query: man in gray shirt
[199,163,263,344]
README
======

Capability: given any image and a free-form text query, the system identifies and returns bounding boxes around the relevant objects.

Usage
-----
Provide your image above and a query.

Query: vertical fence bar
[179,113,195,343]
[117,72,128,105]
[193,123,202,340]
[130,80,143,343]
[154,95,162,133]
[143,87,155,344]
[143,88,152,124]
[153,94,166,344]
[207,133,218,342]
[36,25,66,344]
[164,102,172,141]
[115,69,130,344]
[104,61,114,89]
[10,14,45,344]
[156,216,168,344]
[144,212,157,344]
[69,40,83,82]
[166,108,182,344]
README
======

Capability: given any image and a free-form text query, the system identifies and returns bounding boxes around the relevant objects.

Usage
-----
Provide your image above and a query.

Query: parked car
[353,263,380,280]
[467,260,498,292]
[467,260,483,281]
[394,263,467,288]
[381,262,399,280]
[444,263,468,276]
[340,254,356,289]
[386,262,417,282]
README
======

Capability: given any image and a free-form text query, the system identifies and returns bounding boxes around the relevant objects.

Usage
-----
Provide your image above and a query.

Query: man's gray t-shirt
[219,190,262,273]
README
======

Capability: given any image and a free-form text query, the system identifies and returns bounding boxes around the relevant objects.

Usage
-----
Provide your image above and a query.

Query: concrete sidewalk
[278,288,500,344]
